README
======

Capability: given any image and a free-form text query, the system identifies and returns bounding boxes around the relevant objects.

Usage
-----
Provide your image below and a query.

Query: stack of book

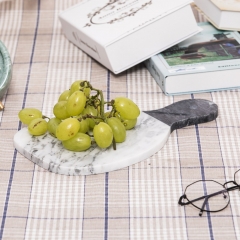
[59,0,240,95]
[145,1,240,95]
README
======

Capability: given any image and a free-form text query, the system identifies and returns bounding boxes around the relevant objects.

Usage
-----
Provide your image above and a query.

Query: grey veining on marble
[144,99,218,132]
[0,40,12,100]
[14,99,218,176]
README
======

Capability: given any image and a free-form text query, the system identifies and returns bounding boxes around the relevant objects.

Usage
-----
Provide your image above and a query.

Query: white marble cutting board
[14,112,171,175]
[13,99,219,176]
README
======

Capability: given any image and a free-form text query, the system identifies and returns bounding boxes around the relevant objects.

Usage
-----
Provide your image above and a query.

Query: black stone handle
[143,99,218,133]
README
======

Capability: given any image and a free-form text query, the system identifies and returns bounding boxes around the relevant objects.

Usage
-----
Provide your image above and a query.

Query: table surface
[0,1,240,239]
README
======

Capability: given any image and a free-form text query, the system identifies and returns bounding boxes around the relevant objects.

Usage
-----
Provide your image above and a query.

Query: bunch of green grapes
[18,80,140,152]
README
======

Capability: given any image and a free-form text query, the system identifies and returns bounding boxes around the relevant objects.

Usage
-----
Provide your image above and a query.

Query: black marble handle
[143,99,218,133]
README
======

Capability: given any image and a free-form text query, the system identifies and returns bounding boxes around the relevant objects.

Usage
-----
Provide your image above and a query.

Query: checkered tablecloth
[0,1,240,239]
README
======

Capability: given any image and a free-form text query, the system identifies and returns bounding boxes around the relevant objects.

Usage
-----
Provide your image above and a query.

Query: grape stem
[82,81,115,122]
[88,85,105,120]
[98,90,105,119]
[112,138,116,150]
[81,81,117,151]
[79,114,104,121]
[42,115,50,120]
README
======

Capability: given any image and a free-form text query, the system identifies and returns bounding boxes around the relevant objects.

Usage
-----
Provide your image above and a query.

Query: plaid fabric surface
[0,1,240,239]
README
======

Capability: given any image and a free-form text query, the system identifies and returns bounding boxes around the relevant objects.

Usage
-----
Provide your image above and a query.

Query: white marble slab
[13,112,171,175]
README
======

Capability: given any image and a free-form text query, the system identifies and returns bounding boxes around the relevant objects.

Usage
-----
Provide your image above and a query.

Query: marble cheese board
[13,99,218,176]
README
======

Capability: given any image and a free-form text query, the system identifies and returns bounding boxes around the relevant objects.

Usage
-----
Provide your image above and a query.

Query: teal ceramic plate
[0,40,12,105]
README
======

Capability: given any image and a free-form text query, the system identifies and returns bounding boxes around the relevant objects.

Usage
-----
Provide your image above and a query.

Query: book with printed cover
[194,0,240,31]
[144,22,240,95]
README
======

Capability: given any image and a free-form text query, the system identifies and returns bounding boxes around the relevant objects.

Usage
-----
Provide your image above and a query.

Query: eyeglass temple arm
[179,189,228,216]
[199,190,229,216]
[199,188,231,216]
[199,197,209,217]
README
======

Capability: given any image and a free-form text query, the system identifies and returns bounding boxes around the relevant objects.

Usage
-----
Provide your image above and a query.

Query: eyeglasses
[178,169,240,216]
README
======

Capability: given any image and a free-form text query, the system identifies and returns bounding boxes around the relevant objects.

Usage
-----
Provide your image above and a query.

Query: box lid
[60,0,193,46]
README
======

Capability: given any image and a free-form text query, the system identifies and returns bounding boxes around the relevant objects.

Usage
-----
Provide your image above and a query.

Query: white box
[59,0,200,74]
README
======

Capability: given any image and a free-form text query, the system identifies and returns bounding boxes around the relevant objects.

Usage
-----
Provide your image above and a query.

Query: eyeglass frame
[178,169,240,216]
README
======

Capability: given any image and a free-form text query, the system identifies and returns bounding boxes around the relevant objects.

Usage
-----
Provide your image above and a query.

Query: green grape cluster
[18,80,140,152]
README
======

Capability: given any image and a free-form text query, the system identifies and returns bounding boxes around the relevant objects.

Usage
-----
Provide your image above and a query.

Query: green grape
[114,97,140,120]
[58,90,71,102]
[79,118,90,133]
[69,80,91,97]
[28,118,48,136]
[73,115,90,133]
[122,118,137,130]
[93,122,113,148]
[104,111,111,118]
[56,118,80,141]
[82,105,98,129]
[70,80,81,94]
[107,117,126,143]
[62,133,91,152]
[53,101,69,120]
[66,91,86,116]
[112,111,137,130]
[47,117,61,137]
[18,108,42,125]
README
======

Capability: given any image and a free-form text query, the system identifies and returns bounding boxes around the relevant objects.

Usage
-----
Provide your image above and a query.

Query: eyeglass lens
[185,180,229,213]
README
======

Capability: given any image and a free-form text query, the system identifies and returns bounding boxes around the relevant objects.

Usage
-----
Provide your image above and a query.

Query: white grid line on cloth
[170,134,188,240]
[150,155,162,239]
[25,170,85,239]
[128,134,190,240]
[166,135,185,239]
[175,126,189,240]
[214,91,240,168]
